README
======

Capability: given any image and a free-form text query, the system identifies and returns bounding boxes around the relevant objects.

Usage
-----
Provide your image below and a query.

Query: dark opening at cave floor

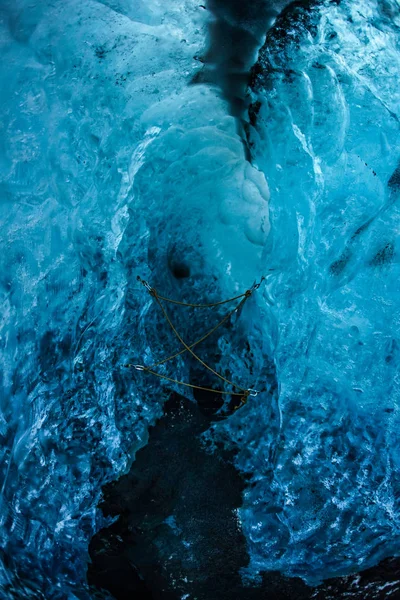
[87,395,400,600]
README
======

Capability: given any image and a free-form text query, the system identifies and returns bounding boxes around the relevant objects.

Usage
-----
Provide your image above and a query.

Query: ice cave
[1,0,400,598]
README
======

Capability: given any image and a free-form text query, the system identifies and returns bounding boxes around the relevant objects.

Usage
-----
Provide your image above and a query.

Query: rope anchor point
[137,275,153,293]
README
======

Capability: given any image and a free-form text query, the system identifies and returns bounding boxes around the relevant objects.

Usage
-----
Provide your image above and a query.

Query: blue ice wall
[219,0,400,585]
[0,1,207,596]
[0,0,269,596]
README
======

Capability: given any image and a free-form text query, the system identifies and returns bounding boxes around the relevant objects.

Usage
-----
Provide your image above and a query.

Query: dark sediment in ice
[246,0,322,132]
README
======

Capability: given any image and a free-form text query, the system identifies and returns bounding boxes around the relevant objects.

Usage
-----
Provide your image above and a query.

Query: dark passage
[87,393,400,600]
[88,394,310,599]
[204,0,290,113]
[195,0,293,149]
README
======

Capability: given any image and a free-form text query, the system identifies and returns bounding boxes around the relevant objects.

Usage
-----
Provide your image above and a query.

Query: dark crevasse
[200,0,294,123]
[87,393,297,600]
[88,392,400,600]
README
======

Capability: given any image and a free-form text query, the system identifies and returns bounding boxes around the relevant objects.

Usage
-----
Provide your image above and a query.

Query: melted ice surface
[2,0,400,594]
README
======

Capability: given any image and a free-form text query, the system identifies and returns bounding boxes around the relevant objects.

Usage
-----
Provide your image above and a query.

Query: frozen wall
[221,0,400,584]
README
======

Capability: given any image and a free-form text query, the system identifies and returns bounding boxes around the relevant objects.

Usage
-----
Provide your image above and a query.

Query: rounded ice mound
[138,86,270,292]
[126,84,273,449]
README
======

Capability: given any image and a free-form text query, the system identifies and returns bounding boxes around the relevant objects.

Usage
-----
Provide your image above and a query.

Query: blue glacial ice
[222,0,400,585]
[1,0,400,596]
[0,0,269,596]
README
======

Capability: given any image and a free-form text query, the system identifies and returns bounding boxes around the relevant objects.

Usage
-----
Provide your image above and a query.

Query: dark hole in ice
[171,261,191,279]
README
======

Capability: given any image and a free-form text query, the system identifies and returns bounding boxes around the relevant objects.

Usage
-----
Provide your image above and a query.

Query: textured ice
[2,0,400,596]
[0,0,268,596]
[216,0,400,585]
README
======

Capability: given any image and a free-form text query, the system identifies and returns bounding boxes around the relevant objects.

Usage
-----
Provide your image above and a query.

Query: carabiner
[143,281,153,292]
[136,275,153,293]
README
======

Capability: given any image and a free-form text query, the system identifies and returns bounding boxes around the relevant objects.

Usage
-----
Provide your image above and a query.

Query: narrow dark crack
[203,0,294,117]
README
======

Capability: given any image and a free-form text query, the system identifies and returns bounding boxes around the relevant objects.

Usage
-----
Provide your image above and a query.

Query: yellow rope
[152,290,249,393]
[151,291,249,308]
[126,367,250,410]
[126,276,266,406]
[148,296,247,369]
[136,275,250,308]
[137,367,244,396]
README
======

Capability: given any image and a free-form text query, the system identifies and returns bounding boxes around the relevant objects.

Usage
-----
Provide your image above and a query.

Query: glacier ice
[217,0,400,585]
[0,0,269,596]
[1,0,400,596]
